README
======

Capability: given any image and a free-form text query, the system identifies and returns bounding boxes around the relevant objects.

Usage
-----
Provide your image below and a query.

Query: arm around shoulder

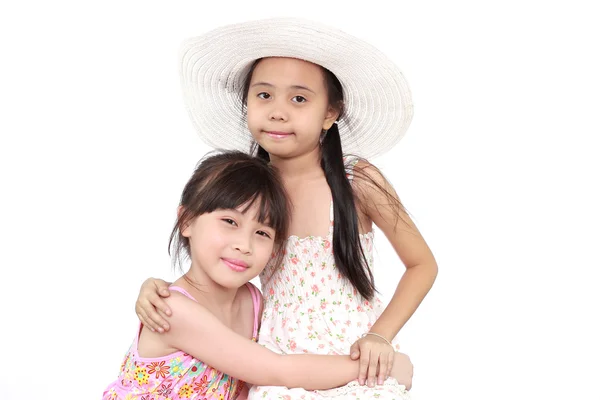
[162,293,360,389]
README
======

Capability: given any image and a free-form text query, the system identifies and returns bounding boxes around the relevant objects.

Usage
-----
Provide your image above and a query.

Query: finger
[135,303,160,332]
[386,351,395,379]
[358,349,370,385]
[350,342,360,360]
[152,294,172,318]
[144,284,172,317]
[377,352,389,385]
[155,280,172,299]
[137,310,162,333]
[137,313,154,332]
[142,297,170,331]
[367,351,379,387]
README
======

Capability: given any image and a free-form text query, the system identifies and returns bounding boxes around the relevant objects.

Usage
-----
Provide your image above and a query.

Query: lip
[222,258,249,272]
[265,131,293,139]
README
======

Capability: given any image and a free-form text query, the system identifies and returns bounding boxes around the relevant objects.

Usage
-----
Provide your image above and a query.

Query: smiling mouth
[222,258,249,272]
[265,131,293,139]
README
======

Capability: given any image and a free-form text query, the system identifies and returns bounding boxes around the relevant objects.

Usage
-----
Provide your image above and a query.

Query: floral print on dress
[103,285,260,399]
[248,158,410,399]
[103,340,245,400]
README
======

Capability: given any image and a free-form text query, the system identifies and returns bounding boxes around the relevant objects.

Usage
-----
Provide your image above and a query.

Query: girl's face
[246,57,339,159]
[182,202,276,289]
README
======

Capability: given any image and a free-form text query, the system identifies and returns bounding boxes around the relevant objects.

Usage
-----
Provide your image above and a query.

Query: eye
[257,92,271,99]
[256,230,273,239]
[291,95,306,103]
[222,218,238,226]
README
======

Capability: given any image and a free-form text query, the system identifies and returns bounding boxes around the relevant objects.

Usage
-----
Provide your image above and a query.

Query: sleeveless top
[103,283,261,400]
[248,158,410,399]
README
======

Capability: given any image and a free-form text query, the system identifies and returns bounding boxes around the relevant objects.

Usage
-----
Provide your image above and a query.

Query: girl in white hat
[136,18,438,399]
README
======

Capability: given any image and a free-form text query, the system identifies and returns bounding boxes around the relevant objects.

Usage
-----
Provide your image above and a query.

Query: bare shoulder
[351,159,395,195]
[351,159,402,215]
[163,290,207,318]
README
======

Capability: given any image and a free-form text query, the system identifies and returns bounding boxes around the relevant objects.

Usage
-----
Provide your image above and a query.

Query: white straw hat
[180,17,413,159]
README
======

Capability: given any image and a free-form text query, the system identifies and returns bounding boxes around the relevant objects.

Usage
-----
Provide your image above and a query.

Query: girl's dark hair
[169,150,291,272]
[242,59,405,300]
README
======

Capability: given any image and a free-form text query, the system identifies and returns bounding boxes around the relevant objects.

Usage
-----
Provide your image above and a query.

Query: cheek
[255,241,275,265]
[195,229,225,251]
[246,102,260,130]
[299,108,327,131]
[247,118,262,142]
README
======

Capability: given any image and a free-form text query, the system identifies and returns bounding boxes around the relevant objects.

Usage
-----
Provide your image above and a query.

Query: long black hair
[242,60,404,300]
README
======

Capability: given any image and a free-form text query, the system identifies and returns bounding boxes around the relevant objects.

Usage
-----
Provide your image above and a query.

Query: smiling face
[246,57,340,159]
[182,202,276,290]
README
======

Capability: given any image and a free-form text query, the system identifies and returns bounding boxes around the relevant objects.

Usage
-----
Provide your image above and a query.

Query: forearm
[169,295,359,390]
[371,262,437,340]
[276,354,359,389]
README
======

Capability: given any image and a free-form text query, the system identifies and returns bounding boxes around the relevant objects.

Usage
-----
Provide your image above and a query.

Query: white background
[1,1,599,399]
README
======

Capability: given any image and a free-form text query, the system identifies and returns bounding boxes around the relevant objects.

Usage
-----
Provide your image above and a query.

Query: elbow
[430,261,439,280]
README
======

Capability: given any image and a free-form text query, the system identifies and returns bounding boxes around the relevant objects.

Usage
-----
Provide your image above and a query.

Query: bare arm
[356,160,438,340]
[161,292,361,389]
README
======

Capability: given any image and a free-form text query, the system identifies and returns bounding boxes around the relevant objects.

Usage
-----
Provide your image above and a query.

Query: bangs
[183,154,289,242]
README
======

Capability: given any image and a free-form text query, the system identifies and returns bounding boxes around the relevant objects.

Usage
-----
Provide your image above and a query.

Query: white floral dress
[248,160,411,399]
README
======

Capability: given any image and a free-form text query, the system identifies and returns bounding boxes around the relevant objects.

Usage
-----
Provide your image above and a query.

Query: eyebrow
[251,81,316,94]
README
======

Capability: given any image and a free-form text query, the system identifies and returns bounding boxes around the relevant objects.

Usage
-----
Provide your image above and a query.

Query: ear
[322,103,341,131]
[178,206,193,238]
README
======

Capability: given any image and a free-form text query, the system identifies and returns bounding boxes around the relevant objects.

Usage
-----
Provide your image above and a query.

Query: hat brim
[180,17,413,159]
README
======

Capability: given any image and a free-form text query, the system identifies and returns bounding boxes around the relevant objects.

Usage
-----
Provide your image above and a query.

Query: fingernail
[163,325,169,329]
[158,328,164,333]
[150,327,155,332]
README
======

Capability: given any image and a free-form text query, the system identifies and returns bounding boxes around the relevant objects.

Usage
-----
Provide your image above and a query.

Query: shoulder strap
[245,283,261,341]
[168,285,198,302]
[345,156,360,182]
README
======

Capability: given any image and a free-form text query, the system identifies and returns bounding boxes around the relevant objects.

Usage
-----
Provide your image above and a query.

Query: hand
[134,277,172,332]
[350,333,395,387]
[390,352,413,390]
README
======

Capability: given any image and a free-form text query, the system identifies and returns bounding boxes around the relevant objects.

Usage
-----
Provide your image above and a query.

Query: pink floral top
[103,284,261,400]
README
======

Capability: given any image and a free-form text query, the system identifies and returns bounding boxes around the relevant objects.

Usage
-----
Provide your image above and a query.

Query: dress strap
[245,283,261,341]
[168,285,198,302]
[327,199,336,236]
[345,156,360,183]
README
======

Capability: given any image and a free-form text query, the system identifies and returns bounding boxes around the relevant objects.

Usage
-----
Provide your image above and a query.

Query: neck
[268,146,323,181]
[178,268,240,311]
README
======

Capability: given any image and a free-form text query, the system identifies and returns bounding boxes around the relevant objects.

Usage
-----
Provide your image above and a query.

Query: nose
[233,234,253,255]
[268,100,288,122]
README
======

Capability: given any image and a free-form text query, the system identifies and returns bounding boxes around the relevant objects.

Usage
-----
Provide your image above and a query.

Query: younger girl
[103,151,413,399]
[137,18,437,399]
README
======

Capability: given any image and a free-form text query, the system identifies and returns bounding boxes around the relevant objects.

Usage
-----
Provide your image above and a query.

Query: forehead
[251,57,325,87]
[235,198,274,225]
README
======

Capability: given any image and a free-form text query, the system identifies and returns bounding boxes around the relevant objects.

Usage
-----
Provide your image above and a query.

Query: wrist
[362,332,393,347]
[368,327,394,343]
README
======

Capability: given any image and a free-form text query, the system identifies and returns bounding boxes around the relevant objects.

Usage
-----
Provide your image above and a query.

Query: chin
[257,143,297,158]
[214,276,251,290]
